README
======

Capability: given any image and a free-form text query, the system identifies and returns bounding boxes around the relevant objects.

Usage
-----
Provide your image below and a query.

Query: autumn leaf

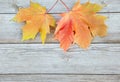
[54,0,107,51]
[13,1,56,43]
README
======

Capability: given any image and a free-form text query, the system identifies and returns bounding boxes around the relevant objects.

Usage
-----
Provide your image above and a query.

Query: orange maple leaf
[13,1,56,43]
[55,1,107,51]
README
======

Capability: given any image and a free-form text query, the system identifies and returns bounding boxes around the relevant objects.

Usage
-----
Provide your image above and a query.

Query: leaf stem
[60,0,70,11]
[47,0,59,13]
[47,0,70,13]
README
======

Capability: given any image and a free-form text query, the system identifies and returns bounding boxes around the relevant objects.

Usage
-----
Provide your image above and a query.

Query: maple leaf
[54,0,107,51]
[13,1,56,43]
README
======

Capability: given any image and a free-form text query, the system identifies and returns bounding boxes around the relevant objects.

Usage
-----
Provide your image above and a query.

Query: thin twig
[47,0,59,13]
[60,0,70,11]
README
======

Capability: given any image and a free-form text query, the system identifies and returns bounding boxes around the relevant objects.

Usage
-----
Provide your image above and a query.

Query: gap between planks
[0,73,120,76]
[1,12,120,14]
[0,74,120,82]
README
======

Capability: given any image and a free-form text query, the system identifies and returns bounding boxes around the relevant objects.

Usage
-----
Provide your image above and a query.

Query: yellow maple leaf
[13,1,56,43]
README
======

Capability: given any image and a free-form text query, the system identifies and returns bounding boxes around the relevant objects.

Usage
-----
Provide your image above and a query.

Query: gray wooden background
[0,0,120,82]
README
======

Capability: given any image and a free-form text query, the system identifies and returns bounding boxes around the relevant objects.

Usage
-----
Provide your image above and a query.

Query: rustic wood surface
[0,44,120,74]
[0,75,120,82]
[0,0,120,82]
[0,0,120,13]
[0,13,120,43]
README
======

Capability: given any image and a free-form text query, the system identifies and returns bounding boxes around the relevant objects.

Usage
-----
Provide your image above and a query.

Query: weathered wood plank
[0,44,120,74]
[0,0,120,13]
[0,13,120,43]
[0,75,120,82]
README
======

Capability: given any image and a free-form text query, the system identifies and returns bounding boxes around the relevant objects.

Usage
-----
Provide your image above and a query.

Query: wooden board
[0,0,120,81]
[0,0,120,13]
[0,13,120,43]
[0,44,120,74]
[0,75,120,82]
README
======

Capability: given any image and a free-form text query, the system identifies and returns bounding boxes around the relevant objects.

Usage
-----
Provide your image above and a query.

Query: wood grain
[0,0,120,81]
[0,75,120,82]
[0,0,120,13]
[0,13,120,43]
[0,44,120,74]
